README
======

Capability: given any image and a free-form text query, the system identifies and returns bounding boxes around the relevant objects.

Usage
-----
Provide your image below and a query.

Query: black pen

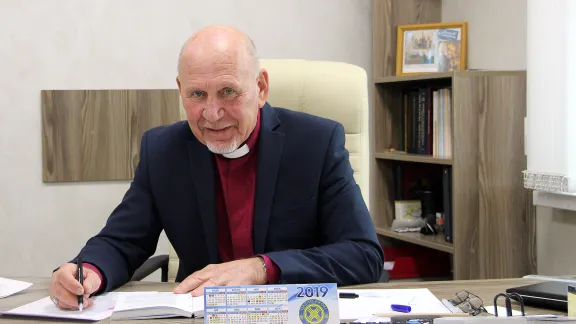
[339,292,359,299]
[77,256,83,311]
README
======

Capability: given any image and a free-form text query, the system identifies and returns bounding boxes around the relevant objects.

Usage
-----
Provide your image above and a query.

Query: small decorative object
[394,200,421,220]
[396,22,467,76]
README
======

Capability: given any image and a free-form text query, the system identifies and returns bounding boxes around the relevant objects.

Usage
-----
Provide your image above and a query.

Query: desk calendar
[204,283,339,324]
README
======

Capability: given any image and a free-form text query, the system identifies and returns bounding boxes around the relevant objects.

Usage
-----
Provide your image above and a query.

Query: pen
[339,292,359,299]
[77,256,83,312]
[391,304,412,313]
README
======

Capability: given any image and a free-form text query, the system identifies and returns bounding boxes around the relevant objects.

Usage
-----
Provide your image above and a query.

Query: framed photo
[396,22,467,76]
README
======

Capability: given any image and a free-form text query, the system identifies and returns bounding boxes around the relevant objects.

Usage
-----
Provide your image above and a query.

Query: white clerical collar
[221,143,250,159]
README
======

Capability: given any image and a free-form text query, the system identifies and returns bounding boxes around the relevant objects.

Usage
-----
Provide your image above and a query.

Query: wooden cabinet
[371,0,536,280]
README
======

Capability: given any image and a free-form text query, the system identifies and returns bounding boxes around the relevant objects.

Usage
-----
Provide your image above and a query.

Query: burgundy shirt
[87,109,279,291]
[213,109,279,283]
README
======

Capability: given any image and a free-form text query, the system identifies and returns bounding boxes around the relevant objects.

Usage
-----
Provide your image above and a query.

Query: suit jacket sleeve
[74,132,163,292]
[264,123,384,285]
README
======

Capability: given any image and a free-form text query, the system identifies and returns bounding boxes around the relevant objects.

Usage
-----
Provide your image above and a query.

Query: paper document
[0,277,32,298]
[2,292,154,321]
[338,288,451,321]
[112,292,205,320]
[486,305,523,316]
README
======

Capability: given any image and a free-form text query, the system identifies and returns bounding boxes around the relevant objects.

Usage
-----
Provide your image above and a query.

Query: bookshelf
[372,0,536,280]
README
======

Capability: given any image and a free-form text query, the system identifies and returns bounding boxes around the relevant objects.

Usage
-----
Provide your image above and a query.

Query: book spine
[443,166,453,243]
[433,90,438,156]
[416,89,426,154]
[409,91,418,154]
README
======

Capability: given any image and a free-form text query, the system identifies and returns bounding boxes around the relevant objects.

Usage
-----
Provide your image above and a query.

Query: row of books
[399,87,452,157]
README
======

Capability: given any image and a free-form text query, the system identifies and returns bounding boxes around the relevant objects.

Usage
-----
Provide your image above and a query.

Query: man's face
[177,43,267,154]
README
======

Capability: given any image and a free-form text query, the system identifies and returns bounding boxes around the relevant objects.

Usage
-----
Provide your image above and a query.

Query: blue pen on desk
[391,304,412,313]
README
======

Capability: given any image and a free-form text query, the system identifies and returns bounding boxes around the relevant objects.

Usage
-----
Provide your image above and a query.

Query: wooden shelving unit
[371,0,536,280]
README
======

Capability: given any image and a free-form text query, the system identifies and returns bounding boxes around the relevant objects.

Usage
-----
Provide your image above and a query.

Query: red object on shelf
[383,245,451,279]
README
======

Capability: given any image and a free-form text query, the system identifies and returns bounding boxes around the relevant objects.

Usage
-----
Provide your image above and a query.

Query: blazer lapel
[253,104,284,254]
[188,139,219,264]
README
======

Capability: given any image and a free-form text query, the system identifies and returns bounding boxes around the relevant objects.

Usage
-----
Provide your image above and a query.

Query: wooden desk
[0,277,566,323]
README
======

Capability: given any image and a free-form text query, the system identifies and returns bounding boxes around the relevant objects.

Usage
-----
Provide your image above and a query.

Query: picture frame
[396,22,467,76]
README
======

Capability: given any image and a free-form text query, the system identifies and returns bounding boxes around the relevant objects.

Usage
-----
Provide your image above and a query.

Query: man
[49,25,384,310]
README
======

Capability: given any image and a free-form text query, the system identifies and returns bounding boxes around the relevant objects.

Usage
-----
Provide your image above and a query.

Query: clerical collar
[222,144,250,159]
[218,109,261,159]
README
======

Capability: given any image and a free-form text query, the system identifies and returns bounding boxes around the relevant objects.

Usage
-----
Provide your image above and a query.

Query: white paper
[354,316,392,323]
[2,292,154,321]
[3,293,118,321]
[338,288,451,321]
[0,277,32,298]
[486,305,523,316]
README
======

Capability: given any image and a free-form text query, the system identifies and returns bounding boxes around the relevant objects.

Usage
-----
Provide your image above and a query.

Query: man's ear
[257,69,269,108]
[176,76,182,92]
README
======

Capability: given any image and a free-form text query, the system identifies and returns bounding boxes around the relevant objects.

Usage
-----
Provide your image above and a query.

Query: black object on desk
[506,281,571,311]
[339,292,359,299]
[77,256,84,311]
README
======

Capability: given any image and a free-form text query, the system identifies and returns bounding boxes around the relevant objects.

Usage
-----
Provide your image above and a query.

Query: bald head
[175,25,269,155]
[177,26,260,77]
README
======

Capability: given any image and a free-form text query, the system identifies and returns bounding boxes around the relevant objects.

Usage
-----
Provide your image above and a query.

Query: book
[400,87,452,157]
[111,292,205,320]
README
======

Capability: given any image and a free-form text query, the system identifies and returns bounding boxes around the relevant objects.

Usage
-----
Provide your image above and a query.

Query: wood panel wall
[372,0,442,78]
[41,89,181,182]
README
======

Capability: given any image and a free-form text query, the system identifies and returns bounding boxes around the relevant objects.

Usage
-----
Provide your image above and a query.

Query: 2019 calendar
[204,283,339,324]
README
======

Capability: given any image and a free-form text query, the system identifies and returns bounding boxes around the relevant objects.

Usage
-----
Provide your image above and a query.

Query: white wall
[442,0,527,70]
[442,0,576,275]
[0,0,372,279]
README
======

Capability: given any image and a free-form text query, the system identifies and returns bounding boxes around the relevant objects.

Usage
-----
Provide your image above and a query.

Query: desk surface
[0,277,567,323]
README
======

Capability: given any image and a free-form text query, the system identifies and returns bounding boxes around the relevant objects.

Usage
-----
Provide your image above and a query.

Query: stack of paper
[338,288,452,322]
[0,277,32,298]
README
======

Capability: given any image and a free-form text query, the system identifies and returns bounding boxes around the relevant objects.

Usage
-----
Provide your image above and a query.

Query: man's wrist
[257,255,280,284]
[83,263,104,295]
[255,256,268,285]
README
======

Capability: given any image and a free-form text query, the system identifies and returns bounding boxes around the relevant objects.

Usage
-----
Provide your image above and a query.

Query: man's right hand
[49,263,101,310]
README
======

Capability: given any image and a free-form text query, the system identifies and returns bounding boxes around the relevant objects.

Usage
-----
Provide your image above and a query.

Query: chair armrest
[132,254,169,282]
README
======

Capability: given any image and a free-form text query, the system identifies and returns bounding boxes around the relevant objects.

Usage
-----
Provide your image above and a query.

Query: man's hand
[49,263,101,310]
[173,257,267,296]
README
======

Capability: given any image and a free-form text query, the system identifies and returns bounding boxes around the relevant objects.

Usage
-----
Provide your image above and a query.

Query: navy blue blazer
[78,103,384,292]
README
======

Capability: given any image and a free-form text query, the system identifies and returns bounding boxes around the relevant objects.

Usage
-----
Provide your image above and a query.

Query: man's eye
[192,91,204,97]
[223,88,234,95]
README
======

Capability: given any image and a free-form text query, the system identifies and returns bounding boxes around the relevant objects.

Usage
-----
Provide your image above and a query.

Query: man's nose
[202,100,223,122]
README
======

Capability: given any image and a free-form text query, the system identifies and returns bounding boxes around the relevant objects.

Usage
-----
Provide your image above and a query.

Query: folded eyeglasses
[448,290,488,316]
[448,290,526,317]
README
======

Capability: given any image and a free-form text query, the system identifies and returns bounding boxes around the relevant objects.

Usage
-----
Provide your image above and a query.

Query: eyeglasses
[448,291,487,316]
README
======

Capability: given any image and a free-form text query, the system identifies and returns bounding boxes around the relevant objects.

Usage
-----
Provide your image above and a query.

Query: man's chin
[206,141,238,154]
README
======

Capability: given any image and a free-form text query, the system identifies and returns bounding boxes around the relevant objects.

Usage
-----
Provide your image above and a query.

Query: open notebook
[2,292,204,321]
[111,292,205,320]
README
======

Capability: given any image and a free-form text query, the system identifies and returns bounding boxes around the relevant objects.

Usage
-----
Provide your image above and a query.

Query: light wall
[442,0,526,70]
[0,0,372,279]
[442,0,576,275]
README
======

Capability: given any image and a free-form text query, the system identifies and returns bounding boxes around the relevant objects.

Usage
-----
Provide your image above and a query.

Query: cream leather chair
[132,59,370,283]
